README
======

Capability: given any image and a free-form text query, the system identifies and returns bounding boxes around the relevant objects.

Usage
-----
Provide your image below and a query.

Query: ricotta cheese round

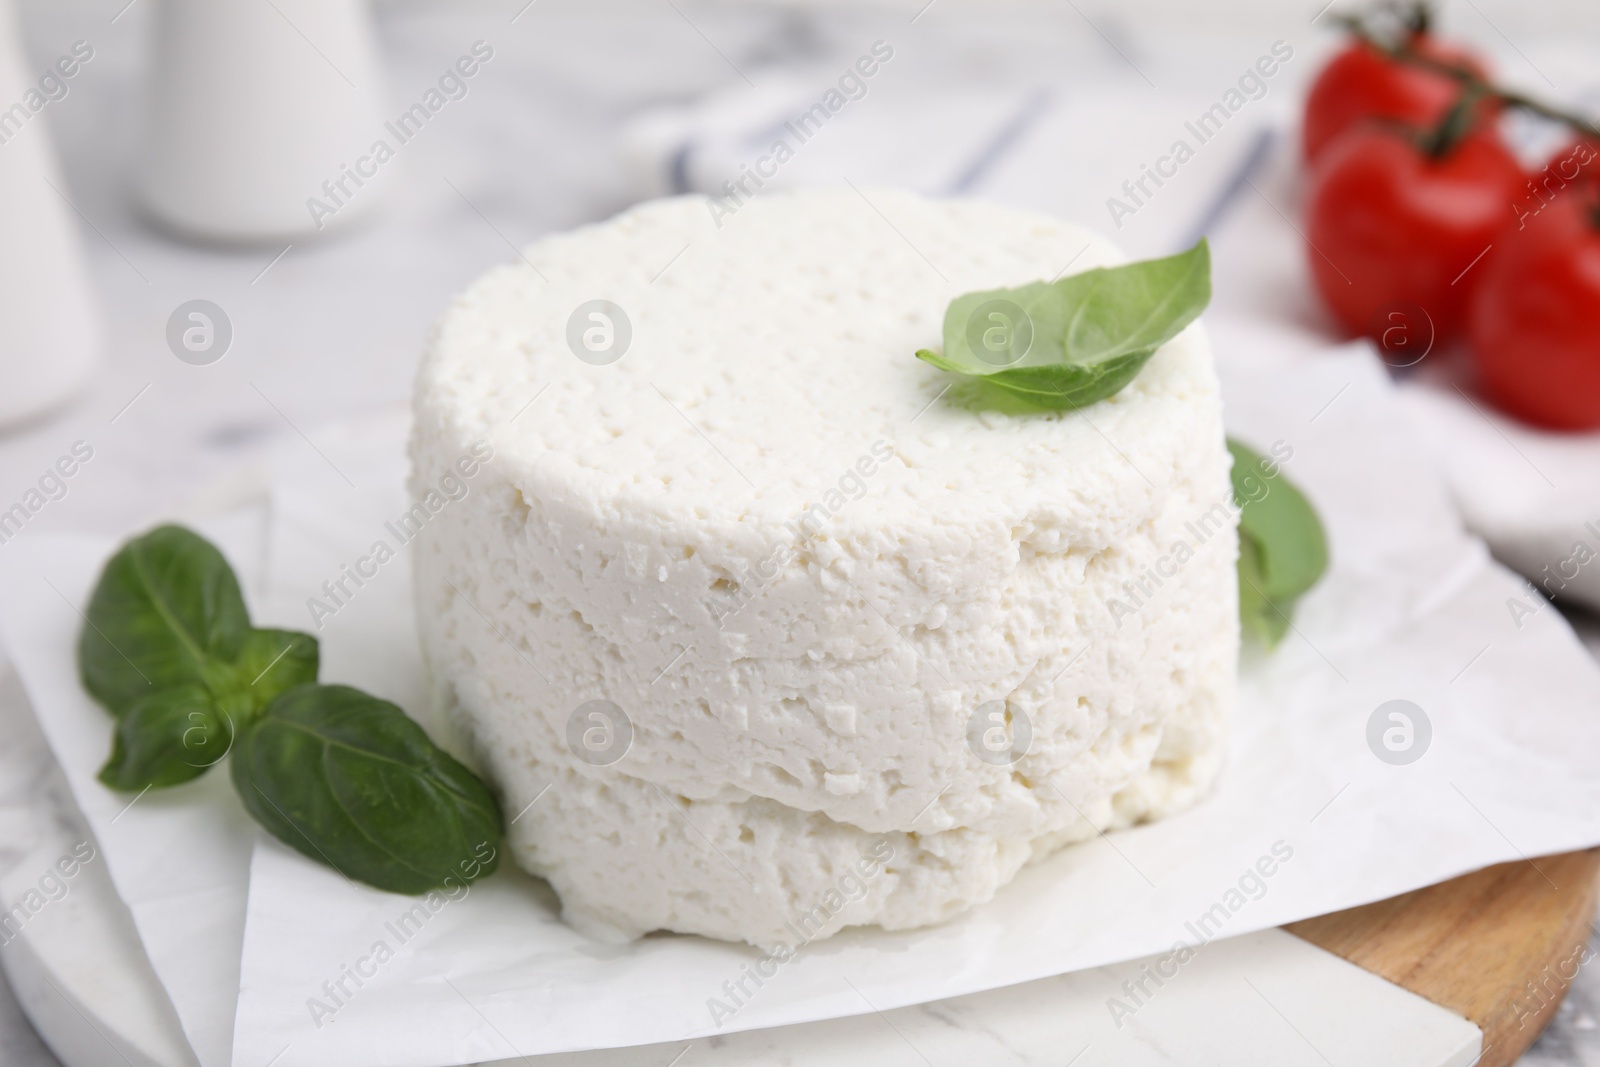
[410,188,1239,946]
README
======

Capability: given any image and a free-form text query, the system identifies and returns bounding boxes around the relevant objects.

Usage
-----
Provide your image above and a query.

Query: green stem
[1336,14,1600,141]
[1420,84,1487,158]
[1402,1,1431,35]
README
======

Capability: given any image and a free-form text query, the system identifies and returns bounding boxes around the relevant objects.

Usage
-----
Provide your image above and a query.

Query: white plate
[0,660,195,1067]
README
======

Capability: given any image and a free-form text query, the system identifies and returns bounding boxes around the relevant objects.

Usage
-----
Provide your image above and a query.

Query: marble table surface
[2,0,1598,1062]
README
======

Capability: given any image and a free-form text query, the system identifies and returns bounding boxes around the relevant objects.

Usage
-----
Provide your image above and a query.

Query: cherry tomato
[1468,185,1600,430]
[1303,31,1490,162]
[1511,137,1600,230]
[1305,124,1524,344]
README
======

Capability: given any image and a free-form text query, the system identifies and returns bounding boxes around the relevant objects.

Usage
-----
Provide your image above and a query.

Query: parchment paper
[220,346,1600,1065]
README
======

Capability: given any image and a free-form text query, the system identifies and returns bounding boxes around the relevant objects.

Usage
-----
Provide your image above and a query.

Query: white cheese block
[409,188,1238,946]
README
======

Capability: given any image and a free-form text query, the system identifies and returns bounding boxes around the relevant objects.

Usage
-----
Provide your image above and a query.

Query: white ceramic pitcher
[137,0,385,243]
[0,0,99,426]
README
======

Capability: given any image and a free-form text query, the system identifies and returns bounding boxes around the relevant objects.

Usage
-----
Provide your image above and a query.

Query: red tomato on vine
[1303,10,1491,162]
[1469,183,1600,430]
[1305,120,1524,345]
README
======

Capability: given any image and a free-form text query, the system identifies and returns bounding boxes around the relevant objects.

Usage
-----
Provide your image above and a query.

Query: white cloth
[619,53,1281,260]
[1398,375,1600,614]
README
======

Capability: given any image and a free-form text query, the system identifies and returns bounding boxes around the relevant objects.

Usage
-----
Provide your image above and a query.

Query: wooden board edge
[1286,848,1600,1067]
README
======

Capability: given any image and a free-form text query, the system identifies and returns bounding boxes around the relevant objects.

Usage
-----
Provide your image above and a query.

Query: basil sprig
[915,240,1211,410]
[79,525,502,894]
[1228,440,1328,647]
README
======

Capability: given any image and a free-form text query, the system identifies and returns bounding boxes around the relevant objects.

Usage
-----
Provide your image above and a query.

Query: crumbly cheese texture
[410,189,1238,947]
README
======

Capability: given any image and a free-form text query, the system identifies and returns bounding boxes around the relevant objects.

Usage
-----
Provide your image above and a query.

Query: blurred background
[1,0,1599,1062]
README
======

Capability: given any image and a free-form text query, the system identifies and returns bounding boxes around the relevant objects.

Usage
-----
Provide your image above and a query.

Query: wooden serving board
[1287,848,1600,1067]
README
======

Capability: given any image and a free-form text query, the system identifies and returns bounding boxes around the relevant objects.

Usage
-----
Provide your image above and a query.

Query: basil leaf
[79,524,250,716]
[234,628,319,710]
[99,684,234,791]
[232,684,503,894]
[1228,439,1328,647]
[914,240,1211,410]
[1237,535,1290,648]
[918,349,1153,410]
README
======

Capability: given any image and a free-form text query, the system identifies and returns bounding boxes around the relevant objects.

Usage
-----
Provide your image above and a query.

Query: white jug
[0,0,99,426]
[137,0,386,243]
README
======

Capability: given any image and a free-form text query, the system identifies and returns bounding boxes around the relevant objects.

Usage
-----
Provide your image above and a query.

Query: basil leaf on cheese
[1228,438,1328,647]
[915,240,1211,410]
[232,684,503,894]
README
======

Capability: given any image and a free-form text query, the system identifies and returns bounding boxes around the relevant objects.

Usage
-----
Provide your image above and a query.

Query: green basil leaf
[79,524,250,716]
[1237,533,1291,648]
[918,349,1153,410]
[1228,440,1328,600]
[1228,439,1328,647]
[231,684,503,894]
[914,240,1211,410]
[234,628,319,710]
[98,684,234,791]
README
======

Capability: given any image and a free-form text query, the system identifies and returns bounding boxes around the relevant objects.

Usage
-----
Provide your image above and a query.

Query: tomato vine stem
[1335,11,1600,142]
